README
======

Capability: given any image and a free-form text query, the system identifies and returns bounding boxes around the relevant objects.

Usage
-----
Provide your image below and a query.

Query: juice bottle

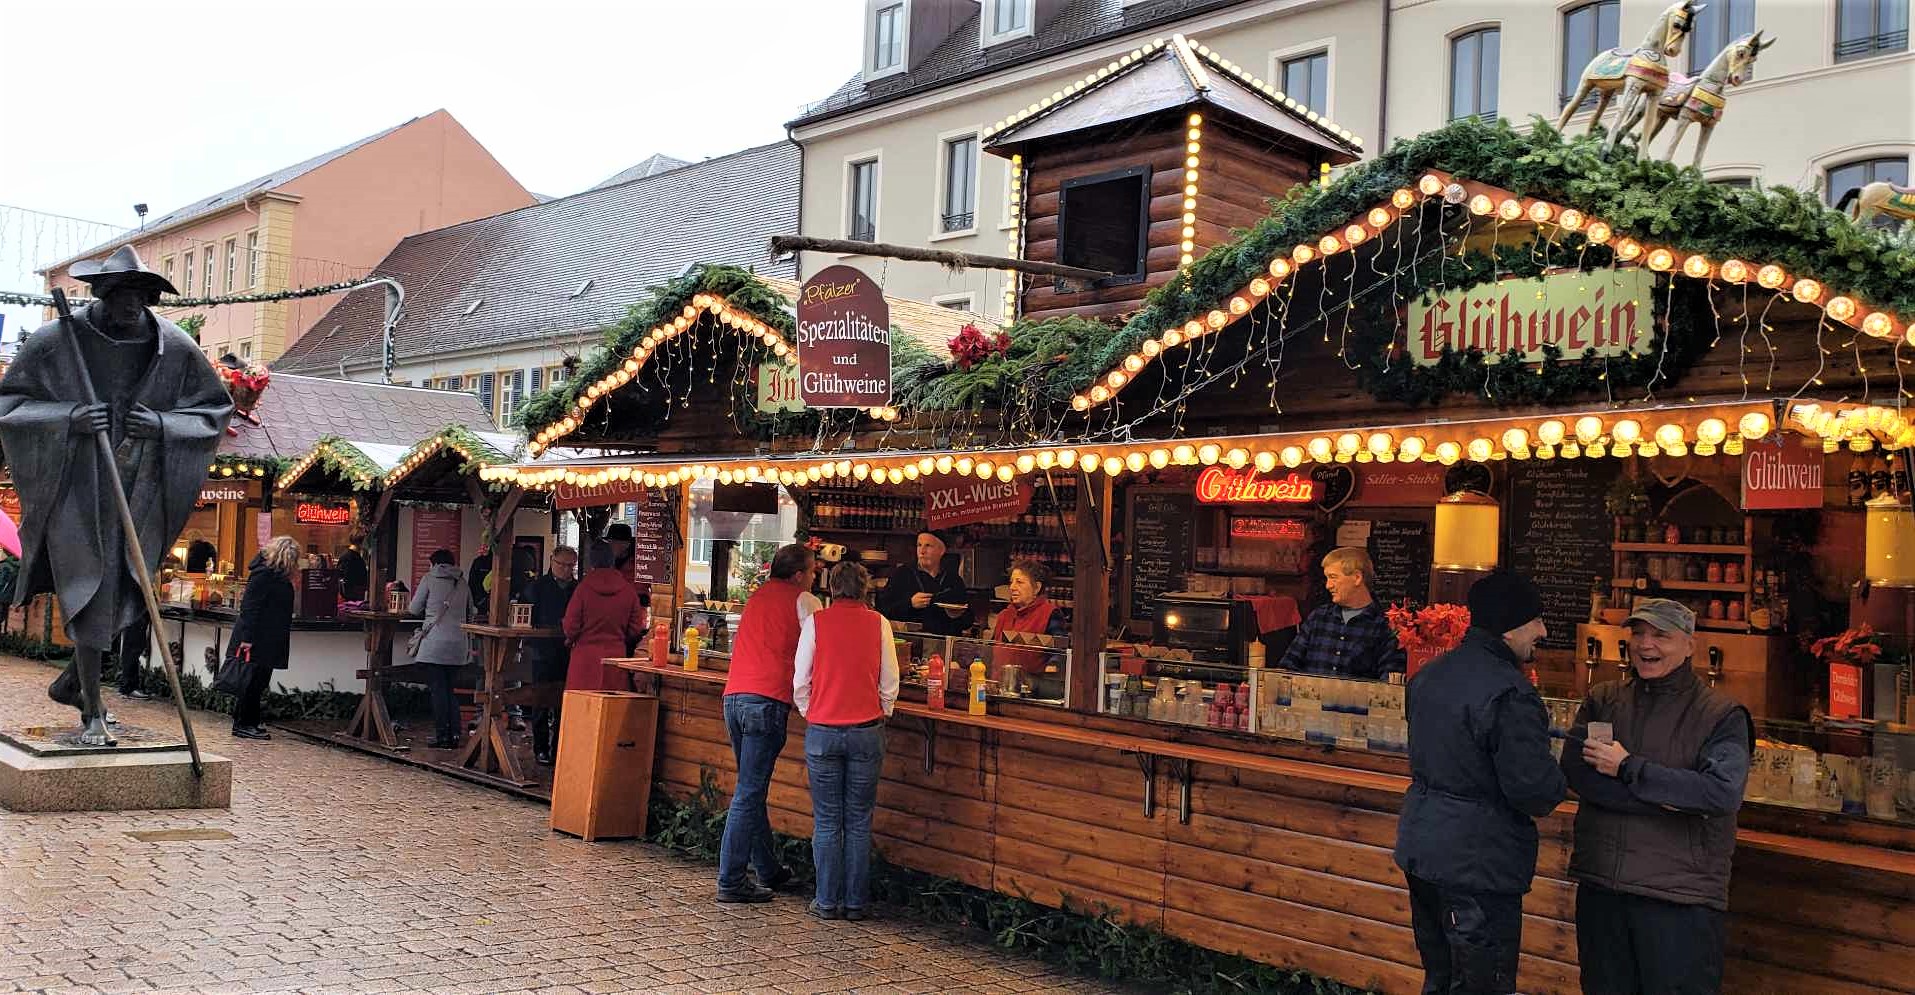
[684,626,703,672]
[968,659,988,715]
[925,653,946,709]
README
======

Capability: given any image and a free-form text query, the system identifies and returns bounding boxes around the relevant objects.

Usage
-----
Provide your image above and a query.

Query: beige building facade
[792,0,1912,311]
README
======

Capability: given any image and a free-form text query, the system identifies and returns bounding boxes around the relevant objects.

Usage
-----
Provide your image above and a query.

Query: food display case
[895,628,1071,707]
[676,602,742,659]
[1750,717,1915,823]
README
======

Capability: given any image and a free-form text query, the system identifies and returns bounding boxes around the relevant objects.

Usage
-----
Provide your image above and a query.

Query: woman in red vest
[561,541,644,692]
[990,559,1071,683]
[793,562,898,921]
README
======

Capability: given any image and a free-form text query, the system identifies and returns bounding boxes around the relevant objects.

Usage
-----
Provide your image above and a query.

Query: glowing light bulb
[1016,454,1036,474]
[1344,224,1368,245]
[975,460,994,479]
[997,464,1015,482]
[1825,296,1857,322]
[1225,447,1249,468]
[1682,255,1712,279]
[1738,411,1771,439]
[1585,221,1612,243]
[1558,209,1585,231]
[1126,452,1148,473]
[1198,444,1222,464]
[1468,194,1494,215]
[1863,312,1894,337]
[1269,258,1292,279]
[1467,438,1493,462]
[1102,456,1124,477]
[1369,207,1393,228]
[1367,432,1394,456]
[1418,174,1444,196]
[1392,188,1416,209]
[1035,451,1054,470]
[1435,441,1462,464]
[1654,423,1684,450]
[1791,279,1823,304]
[1336,432,1361,454]
[1497,198,1523,221]
[1756,264,1786,289]
[1319,235,1342,255]
[1696,418,1726,446]
[1537,420,1566,447]
[1616,239,1643,261]
[1148,449,1169,469]
[1398,436,1426,461]
[1645,248,1675,271]
[1612,419,1641,445]
[1307,437,1333,462]
[1280,446,1304,467]
[1254,450,1278,473]
[1501,427,1529,452]
[1527,201,1554,223]
[1292,244,1316,264]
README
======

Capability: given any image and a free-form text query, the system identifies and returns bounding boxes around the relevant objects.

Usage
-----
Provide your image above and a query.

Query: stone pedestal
[0,724,231,812]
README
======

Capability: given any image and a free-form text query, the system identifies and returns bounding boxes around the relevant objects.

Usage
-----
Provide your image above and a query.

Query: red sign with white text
[1194,467,1314,505]
[925,478,1034,529]
[1829,662,1863,719]
[1741,441,1824,510]
[553,478,648,510]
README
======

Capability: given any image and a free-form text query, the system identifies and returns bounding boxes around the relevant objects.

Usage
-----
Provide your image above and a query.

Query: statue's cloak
[0,309,231,648]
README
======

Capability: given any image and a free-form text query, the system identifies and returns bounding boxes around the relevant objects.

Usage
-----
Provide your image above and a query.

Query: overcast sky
[0,0,863,335]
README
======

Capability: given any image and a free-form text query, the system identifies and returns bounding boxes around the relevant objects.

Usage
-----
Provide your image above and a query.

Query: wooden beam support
[768,235,1113,282]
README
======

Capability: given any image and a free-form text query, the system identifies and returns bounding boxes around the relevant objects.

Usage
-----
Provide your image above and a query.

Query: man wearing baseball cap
[1394,571,1567,994]
[1561,598,1754,994]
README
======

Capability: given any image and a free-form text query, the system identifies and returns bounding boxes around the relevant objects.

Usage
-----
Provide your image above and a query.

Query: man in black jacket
[876,532,970,634]
[1562,598,1752,995]
[1394,571,1567,995]
[523,545,579,765]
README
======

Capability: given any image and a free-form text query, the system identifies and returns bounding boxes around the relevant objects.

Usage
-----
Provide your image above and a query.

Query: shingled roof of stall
[980,35,1362,162]
[221,374,503,463]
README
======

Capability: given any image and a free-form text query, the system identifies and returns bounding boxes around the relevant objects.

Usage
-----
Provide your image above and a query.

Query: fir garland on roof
[1053,115,1915,398]
[285,436,383,493]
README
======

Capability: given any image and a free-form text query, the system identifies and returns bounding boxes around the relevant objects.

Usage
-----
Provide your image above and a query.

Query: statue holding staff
[0,247,232,746]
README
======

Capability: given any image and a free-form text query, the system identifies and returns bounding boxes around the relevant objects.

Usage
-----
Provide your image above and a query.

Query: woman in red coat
[562,540,645,692]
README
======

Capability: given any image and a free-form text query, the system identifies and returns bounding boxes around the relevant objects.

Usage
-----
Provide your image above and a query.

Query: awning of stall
[981,34,1362,164]
[379,424,526,505]
[276,437,410,497]
[517,265,991,456]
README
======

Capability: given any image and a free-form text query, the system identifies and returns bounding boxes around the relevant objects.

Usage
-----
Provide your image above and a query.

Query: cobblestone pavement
[0,656,1120,995]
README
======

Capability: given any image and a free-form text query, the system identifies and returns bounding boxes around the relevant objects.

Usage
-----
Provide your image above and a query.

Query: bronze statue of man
[0,247,232,745]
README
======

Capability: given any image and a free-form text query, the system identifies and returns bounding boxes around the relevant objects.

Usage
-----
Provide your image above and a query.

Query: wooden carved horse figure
[1646,30,1776,168]
[1557,0,1704,157]
[1836,181,1915,230]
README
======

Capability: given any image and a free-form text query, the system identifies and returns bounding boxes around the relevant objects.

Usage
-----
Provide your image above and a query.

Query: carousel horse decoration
[1644,30,1776,167]
[1557,0,1704,157]
[1836,180,1915,230]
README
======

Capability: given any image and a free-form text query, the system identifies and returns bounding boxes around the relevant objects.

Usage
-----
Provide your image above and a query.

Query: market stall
[492,72,1912,991]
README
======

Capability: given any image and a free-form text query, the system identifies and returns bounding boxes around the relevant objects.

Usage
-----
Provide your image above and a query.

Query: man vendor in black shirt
[877,531,970,634]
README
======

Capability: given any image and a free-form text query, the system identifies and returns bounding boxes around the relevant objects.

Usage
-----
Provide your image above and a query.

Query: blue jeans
[804,722,885,912]
[718,693,789,891]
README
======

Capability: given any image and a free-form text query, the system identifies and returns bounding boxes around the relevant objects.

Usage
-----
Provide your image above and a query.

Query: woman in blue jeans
[792,562,899,920]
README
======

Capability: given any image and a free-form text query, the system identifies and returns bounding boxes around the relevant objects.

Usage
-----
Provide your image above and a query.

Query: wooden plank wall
[646,679,1913,995]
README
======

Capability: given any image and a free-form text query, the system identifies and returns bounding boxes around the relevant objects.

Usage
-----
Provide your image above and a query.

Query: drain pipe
[1376,0,1392,151]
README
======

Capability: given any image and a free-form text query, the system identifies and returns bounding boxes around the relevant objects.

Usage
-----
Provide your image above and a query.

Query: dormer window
[869,1,907,79]
[983,0,1033,46]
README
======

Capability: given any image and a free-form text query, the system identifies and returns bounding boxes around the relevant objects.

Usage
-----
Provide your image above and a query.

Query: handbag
[213,642,257,696]
[406,577,462,658]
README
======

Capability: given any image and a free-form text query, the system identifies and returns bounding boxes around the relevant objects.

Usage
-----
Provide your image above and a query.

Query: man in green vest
[1562,598,1754,994]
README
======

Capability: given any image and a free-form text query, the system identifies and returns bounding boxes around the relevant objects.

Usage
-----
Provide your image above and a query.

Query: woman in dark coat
[229,536,299,740]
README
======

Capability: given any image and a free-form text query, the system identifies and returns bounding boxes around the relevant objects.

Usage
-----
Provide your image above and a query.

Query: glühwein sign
[796,264,891,407]
[1408,268,1654,365]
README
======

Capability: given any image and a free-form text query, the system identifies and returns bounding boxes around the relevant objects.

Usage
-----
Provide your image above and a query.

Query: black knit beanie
[1466,571,1544,635]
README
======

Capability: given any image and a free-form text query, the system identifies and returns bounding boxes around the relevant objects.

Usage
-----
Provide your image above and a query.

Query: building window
[245,231,259,288]
[544,365,568,388]
[444,374,462,392]
[941,136,977,233]
[1057,165,1150,288]
[1561,3,1619,109]
[182,251,195,294]
[985,0,1032,43]
[1281,50,1330,117]
[202,247,215,298]
[239,340,252,359]
[223,238,237,292]
[848,159,878,241]
[1836,0,1908,62]
[872,3,904,72]
[1828,156,1910,225]
[497,369,525,421]
[1690,0,1756,73]
[1450,27,1501,121]
[1710,175,1757,188]
[933,293,976,311]
[162,256,174,289]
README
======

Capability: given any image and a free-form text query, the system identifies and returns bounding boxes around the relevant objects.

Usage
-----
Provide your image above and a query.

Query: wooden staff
[50,289,203,777]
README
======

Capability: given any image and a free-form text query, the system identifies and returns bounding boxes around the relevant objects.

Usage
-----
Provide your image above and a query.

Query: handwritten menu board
[1366,517,1433,609]
[629,498,678,587]
[410,508,463,587]
[1126,489,1194,622]
[1506,461,1618,649]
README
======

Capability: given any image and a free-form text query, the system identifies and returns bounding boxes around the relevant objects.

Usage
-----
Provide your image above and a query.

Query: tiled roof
[791,0,1249,127]
[45,115,426,272]
[221,374,501,461]
[591,153,692,190]
[273,142,800,375]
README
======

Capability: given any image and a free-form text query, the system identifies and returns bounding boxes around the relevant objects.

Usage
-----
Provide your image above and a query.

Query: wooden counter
[616,659,1913,995]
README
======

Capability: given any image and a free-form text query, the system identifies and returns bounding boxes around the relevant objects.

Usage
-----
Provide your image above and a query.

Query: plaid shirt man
[1277,600,1406,678]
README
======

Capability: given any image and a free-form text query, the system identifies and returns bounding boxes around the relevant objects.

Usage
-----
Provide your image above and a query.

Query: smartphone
[1587,721,1613,744]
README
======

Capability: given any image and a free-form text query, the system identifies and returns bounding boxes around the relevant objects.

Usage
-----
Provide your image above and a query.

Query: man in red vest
[716,544,821,903]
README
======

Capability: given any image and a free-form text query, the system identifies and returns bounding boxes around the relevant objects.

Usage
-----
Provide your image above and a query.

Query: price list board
[1505,461,1619,649]
[1125,489,1194,624]
[629,497,679,588]
[1366,517,1433,609]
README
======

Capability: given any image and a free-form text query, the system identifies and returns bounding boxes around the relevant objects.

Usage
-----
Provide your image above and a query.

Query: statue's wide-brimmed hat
[69,245,178,296]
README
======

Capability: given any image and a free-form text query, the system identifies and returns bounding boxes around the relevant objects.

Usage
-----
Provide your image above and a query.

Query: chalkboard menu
[630,498,679,587]
[1127,489,1194,621]
[1505,461,1619,649]
[1366,518,1432,608]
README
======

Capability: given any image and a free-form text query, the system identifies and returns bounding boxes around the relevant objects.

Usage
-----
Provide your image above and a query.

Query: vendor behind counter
[1277,547,1404,679]
[876,531,971,635]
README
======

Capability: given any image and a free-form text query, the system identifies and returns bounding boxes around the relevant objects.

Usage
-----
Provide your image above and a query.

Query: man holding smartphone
[1562,598,1754,994]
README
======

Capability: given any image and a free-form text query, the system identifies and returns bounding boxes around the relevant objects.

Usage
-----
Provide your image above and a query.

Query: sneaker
[119,688,153,701]
[843,907,869,922]
[232,726,271,741]
[806,901,843,921]
[715,884,775,904]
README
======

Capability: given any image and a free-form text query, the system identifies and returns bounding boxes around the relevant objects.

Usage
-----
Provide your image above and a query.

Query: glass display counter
[893,627,1070,707]
[1750,717,1914,824]
[676,603,742,658]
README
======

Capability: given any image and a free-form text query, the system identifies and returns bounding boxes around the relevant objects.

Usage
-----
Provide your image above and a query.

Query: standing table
[449,622,561,785]
[338,609,416,750]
